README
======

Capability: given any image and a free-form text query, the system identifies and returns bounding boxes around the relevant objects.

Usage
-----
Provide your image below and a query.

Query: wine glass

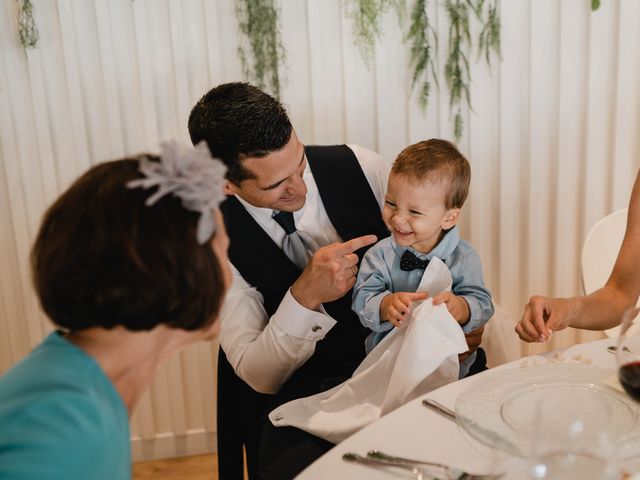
[527,390,618,479]
[617,307,640,403]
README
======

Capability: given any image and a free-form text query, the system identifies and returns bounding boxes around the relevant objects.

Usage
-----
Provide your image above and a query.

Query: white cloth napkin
[268,257,469,444]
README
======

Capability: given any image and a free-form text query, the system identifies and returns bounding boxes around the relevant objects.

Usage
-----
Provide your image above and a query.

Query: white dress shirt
[219,145,391,394]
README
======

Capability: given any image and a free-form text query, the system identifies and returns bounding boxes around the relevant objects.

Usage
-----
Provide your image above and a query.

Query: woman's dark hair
[31,157,225,332]
[187,82,293,185]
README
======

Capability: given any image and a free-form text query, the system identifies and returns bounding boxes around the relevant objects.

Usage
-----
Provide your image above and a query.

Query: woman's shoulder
[0,335,130,479]
[0,386,129,478]
[0,333,118,405]
[0,355,128,442]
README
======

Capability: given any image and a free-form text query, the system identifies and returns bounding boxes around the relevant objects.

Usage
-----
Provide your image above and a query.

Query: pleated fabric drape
[1,0,638,460]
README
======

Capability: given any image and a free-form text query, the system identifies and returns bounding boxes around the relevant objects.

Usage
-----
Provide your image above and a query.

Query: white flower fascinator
[127,140,228,244]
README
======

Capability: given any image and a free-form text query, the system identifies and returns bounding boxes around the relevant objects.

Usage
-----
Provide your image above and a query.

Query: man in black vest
[188,82,485,480]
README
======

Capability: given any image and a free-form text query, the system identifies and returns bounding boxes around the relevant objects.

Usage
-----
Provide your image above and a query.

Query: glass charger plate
[454,364,640,458]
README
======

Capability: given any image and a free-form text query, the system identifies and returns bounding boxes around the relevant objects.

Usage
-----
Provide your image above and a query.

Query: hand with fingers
[380,291,429,327]
[291,234,378,311]
[432,291,470,325]
[515,295,578,343]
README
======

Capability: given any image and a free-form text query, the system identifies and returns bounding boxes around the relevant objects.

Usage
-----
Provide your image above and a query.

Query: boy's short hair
[31,157,225,332]
[391,139,471,209]
[188,82,293,185]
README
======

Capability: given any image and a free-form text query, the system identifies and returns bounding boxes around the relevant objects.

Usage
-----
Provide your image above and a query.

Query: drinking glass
[617,307,640,403]
[527,390,618,480]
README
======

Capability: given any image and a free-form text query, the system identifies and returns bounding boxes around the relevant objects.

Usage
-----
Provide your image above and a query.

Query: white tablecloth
[296,338,621,479]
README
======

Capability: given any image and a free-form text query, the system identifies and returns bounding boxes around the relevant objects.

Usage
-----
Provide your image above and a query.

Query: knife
[422,398,456,419]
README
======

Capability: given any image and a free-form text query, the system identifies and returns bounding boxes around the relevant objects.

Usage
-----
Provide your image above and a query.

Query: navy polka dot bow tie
[400,250,429,271]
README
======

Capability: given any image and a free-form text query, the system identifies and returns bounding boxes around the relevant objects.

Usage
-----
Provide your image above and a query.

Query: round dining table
[296,337,637,479]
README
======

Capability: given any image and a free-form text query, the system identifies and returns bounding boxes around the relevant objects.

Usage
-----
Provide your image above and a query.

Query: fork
[367,450,503,480]
[343,452,430,479]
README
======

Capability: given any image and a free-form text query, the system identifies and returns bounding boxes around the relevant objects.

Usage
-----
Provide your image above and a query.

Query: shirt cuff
[460,295,485,333]
[363,291,393,332]
[271,289,337,339]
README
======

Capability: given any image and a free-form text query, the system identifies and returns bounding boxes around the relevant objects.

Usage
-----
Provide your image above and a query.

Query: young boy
[352,139,494,378]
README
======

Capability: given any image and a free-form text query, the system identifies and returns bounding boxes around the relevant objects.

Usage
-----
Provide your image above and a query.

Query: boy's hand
[432,291,470,324]
[380,292,429,327]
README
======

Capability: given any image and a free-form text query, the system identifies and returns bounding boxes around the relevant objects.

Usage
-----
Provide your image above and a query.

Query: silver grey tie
[272,210,318,269]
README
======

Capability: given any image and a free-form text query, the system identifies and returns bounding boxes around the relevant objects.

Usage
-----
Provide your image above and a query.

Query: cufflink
[311,324,322,332]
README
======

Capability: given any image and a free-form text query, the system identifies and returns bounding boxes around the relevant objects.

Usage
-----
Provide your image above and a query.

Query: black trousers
[466,347,488,377]
[258,422,334,480]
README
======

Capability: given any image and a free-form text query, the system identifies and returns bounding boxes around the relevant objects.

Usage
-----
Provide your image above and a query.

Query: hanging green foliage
[405,0,438,109]
[443,0,500,140]
[343,0,405,66]
[444,0,472,141]
[477,0,500,65]
[344,0,501,142]
[17,0,39,49]
[591,0,601,11]
[236,0,286,98]
[344,0,386,65]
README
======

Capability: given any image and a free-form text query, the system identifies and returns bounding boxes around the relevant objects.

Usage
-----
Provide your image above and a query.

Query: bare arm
[517,171,640,342]
[570,176,640,329]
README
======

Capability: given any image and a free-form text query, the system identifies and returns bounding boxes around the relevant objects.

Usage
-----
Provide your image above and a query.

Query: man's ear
[223,182,237,195]
[442,208,461,230]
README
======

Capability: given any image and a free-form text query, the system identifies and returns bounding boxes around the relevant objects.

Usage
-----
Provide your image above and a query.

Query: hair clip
[127,140,227,244]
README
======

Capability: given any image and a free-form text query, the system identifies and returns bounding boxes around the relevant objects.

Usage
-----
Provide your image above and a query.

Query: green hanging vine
[407,0,502,141]
[343,0,405,66]
[406,0,438,109]
[343,0,501,142]
[444,0,500,140]
[17,0,39,49]
[444,0,472,141]
[235,0,286,98]
[477,0,500,66]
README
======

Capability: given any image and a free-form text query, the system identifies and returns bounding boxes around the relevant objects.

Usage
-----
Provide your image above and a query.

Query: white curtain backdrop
[1,0,639,460]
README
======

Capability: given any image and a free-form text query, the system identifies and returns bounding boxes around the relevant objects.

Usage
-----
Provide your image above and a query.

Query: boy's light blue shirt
[352,226,494,378]
[0,332,130,480]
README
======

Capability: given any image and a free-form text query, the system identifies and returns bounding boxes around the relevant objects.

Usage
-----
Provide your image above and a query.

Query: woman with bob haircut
[0,141,231,480]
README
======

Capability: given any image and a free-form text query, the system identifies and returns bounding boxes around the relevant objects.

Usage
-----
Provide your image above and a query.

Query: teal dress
[0,332,130,479]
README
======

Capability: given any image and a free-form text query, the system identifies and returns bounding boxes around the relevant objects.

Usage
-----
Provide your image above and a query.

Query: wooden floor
[133,454,218,480]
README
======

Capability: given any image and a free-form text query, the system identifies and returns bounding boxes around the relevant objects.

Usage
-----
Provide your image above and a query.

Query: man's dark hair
[188,82,293,185]
[31,157,225,332]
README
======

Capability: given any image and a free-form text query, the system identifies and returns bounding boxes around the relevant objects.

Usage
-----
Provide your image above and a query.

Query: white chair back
[482,304,521,367]
[581,208,637,338]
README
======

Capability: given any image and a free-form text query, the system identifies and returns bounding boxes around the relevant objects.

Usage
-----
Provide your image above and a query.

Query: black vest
[221,144,389,399]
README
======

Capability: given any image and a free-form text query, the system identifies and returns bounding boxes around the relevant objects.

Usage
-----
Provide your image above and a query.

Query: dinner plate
[454,364,640,458]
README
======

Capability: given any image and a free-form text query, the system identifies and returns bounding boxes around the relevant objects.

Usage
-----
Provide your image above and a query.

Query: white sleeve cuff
[271,289,337,340]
